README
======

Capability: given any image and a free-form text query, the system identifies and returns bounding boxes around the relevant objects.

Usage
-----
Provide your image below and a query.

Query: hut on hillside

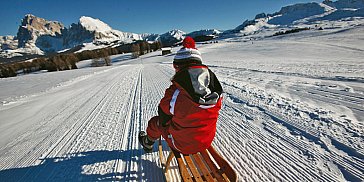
[161,47,172,55]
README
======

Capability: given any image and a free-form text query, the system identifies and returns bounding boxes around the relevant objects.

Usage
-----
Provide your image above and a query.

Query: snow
[160,29,185,41]
[231,0,364,39]
[74,43,108,53]
[187,29,222,37]
[269,3,327,25]
[0,16,143,58]
[320,2,336,11]
[324,0,364,9]
[78,16,143,44]
[79,16,112,32]
[0,17,364,182]
[243,18,276,34]
[0,46,45,58]
[167,29,185,40]
[0,51,23,58]
[161,47,171,51]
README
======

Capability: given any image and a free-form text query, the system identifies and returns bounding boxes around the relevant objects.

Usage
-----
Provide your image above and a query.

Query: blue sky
[0,0,321,35]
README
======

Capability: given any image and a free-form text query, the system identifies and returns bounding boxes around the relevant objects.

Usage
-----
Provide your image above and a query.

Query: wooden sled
[158,138,237,182]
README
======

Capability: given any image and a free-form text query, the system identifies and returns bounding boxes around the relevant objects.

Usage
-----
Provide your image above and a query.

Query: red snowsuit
[147,65,223,154]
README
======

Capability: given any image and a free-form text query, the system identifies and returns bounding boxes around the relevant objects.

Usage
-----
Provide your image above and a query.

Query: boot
[138,131,155,153]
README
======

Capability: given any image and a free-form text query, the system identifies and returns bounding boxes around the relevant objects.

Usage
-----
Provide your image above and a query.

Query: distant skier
[139,36,223,154]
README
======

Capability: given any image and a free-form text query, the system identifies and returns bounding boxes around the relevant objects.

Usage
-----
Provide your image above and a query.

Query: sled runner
[158,138,237,182]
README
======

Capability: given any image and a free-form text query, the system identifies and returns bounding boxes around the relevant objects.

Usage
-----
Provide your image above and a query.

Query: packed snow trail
[0,28,364,181]
[0,54,185,181]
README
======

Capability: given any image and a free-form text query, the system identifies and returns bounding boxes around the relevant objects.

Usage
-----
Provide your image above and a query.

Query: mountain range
[1,0,363,60]
[231,0,364,34]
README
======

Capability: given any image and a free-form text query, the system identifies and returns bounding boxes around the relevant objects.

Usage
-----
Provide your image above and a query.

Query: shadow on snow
[0,149,162,181]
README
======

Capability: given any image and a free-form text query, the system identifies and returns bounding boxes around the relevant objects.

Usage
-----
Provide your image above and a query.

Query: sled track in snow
[218,81,364,181]
[217,105,340,181]
[0,67,128,169]
[209,65,364,84]
[0,62,184,181]
[290,85,364,121]
[0,65,162,181]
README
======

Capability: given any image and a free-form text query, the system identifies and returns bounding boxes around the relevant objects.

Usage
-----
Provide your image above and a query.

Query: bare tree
[131,44,140,58]
[104,56,112,66]
[91,58,101,67]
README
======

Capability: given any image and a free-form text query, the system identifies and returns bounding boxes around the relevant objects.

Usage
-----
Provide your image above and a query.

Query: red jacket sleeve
[158,84,177,126]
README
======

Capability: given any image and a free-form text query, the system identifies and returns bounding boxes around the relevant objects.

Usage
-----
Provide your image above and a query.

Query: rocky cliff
[17,14,64,50]
[0,36,18,50]
[1,14,192,59]
[9,15,144,54]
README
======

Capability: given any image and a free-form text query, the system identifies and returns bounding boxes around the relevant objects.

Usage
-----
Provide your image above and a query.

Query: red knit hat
[183,36,196,49]
[173,36,202,71]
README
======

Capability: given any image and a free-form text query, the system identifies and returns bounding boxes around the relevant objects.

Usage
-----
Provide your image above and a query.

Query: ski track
[213,67,364,181]
[0,53,363,181]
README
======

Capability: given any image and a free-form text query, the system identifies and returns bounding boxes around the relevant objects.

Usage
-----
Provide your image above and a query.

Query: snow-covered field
[0,25,363,181]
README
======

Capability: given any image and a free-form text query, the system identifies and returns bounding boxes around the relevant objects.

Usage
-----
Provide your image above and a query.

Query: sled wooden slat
[159,138,237,182]
[183,154,204,182]
[207,146,237,181]
[174,151,194,182]
[158,139,165,165]
[165,152,175,173]
[191,153,215,182]
[199,149,225,181]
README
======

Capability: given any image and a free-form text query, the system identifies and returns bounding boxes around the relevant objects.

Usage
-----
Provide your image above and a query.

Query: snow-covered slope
[0,25,363,181]
[231,0,364,37]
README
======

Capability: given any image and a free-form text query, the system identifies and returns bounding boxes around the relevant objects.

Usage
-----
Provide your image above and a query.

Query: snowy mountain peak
[319,2,336,11]
[65,17,143,49]
[19,14,64,35]
[153,29,186,47]
[2,0,364,60]
[324,0,364,9]
[165,29,186,39]
[186,29,221,39]
[267,2,327,25]
[79,16,112,32]
[232,0,364,35]
[16,14,64,51]
[278,2,326,15]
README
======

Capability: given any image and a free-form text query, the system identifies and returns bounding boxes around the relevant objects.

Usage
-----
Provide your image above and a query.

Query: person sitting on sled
[139,36,223,154]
